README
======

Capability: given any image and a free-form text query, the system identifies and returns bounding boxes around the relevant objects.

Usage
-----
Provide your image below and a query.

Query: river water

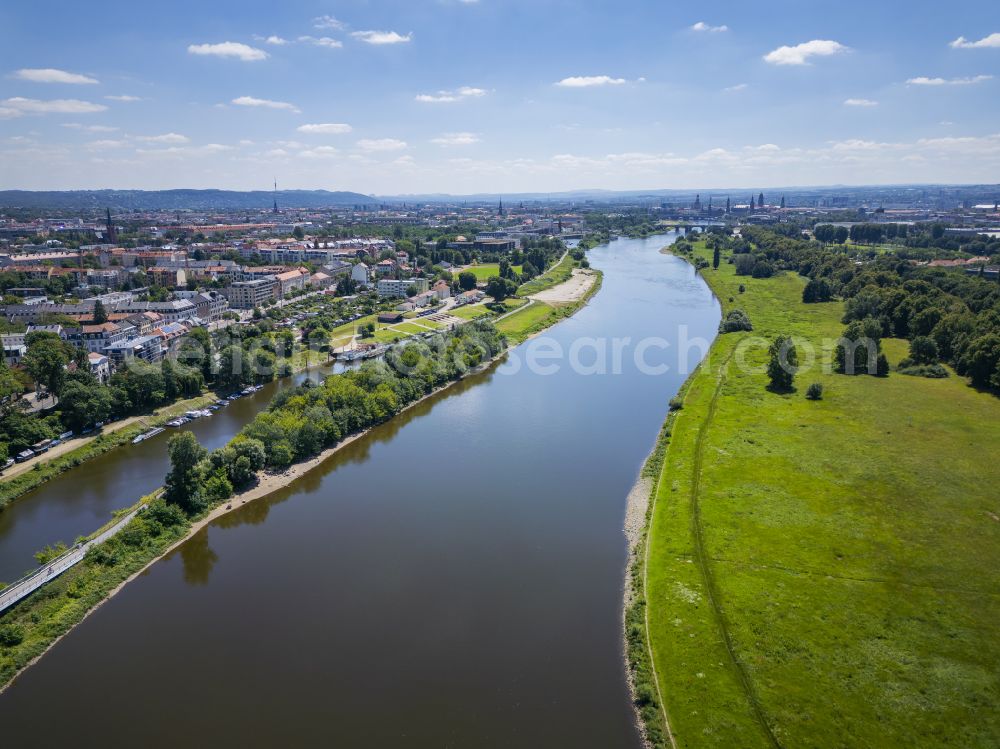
[0,233,719,748]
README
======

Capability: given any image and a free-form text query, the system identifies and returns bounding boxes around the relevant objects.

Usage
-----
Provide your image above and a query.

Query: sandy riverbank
[529,268,598,304]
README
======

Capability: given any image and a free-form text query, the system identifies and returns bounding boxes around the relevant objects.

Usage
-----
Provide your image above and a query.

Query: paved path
[0,506,141,614]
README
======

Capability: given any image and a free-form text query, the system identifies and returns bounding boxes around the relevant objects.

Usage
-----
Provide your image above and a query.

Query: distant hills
[0,189,377,211]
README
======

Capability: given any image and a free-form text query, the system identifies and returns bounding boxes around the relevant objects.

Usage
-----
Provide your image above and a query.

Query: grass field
[460,263,522,281]
[640,245,1000,748]
[448,304,492,320]
[517,253,574,296]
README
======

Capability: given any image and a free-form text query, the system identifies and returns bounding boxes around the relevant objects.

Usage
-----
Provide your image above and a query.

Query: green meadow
[639,244,1000,748]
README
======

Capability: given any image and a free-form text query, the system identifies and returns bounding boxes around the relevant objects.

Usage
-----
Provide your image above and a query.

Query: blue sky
[1,0,998,194]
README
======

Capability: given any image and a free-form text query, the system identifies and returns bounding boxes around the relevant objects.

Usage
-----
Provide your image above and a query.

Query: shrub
[738,284,746,294]
[719,309,753,333]
[0,624,25,647]
[899,363,949,378]
[668,397,683,411]
[806,383,824,400]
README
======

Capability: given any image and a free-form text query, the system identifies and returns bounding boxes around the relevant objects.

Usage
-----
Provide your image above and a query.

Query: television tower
[273,179,279,213]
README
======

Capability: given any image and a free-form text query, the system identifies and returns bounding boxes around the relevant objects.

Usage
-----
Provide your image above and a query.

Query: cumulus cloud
[187,42,268,62]
[907,75,993,86]
[357,138,407,151]
[263,36,289,45]
[1,97,107,114]
[950,33,1000,49]
[13,68,98,84]
[136,133,190,144]
[844,98,878,107]
[298,145,339,159]
[105,94,142,102]
[351,30,412,45]
[555,75,627,87]
[231,96,300,113]
[431,132,480,146]
[763,40,848,66]
[0,107,24,120]
[691,22,728,33]
[297,123,353,135]
[415,86,487,103]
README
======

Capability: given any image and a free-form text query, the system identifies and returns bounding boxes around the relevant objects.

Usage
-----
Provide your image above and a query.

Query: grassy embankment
[0,393,218,513]
[632,244,1000,747]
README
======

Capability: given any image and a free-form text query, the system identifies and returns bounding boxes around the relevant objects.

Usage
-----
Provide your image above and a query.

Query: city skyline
[1,0,999,192]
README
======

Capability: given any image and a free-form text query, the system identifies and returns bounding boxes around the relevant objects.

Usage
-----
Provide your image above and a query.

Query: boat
[165,418,187,428]
[132,427,165,444]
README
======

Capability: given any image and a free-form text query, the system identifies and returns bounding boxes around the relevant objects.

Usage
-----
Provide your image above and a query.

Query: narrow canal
[0,233,720,748]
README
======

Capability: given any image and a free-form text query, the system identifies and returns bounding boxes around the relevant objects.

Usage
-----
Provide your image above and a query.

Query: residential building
[73,322,127,353]
[105,335,163,366]
[275,268,310,297]
[225,278,277,309]
[432,280,451,300]
[377,277,429,298]
[88,352,111,383]
[1,334,26,366]
[351,262,370,287]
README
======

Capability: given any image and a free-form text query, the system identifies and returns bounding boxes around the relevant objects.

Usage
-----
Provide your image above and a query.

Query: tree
[767,335,798,392]
[485,276,516,302]
[458,271,477,291]
[59,377,113,432]
[23,334,70,396]
[92,299,108,324]
[712,246,721,269]
[802,278,834,303]
[909,336,939,365]
[292,226,305,240]
[805,383,824,400]
[164,432,207,514]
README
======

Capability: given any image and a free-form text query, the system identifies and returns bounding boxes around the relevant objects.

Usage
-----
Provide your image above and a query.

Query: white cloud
[13,68,98,85]
[136,133,190,144]
[907,75,993,86]
[415,86,487,103]
[313,15,344,30]
[264,36,289,46]
[431,132,480,146]
[231,95,300,113]
[298,36,343,49]
[357,138,408,152]
[555,75,627,88]
[105,95,142,102]
[763,40,848,66]
[62,123,118,132]
[297,123,353,135]
[844,98,878,107]
[0,107,23,120]
[724,83,748,92]
[187,42,268,62]
[351,30,412,45]
[950,33,1000,49]
[691,22,728,33]
[87,139,128,149]
[2,97,107,114]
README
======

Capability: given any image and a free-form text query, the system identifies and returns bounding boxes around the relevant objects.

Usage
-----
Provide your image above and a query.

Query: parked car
[16,449,35,463]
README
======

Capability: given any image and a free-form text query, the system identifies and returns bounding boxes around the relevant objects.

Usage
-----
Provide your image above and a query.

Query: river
[0,233,720,748]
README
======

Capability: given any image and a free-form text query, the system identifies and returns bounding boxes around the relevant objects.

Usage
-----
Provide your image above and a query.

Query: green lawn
[448,304,492,320]
[460,263,523,281]
[641,245,1000,748]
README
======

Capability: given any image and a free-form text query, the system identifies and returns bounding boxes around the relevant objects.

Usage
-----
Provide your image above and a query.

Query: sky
[1,0,998,195]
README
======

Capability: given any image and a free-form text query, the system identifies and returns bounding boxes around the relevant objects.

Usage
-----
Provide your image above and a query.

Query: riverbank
[635,243,1000,747]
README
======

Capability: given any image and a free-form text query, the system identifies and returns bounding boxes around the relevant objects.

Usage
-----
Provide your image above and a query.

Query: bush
[719,309,753,333]
[899,363,949,378]
[0,624,25,647]
[738,284,746,294]
[806,383,824,400]
[668,397,683,411]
